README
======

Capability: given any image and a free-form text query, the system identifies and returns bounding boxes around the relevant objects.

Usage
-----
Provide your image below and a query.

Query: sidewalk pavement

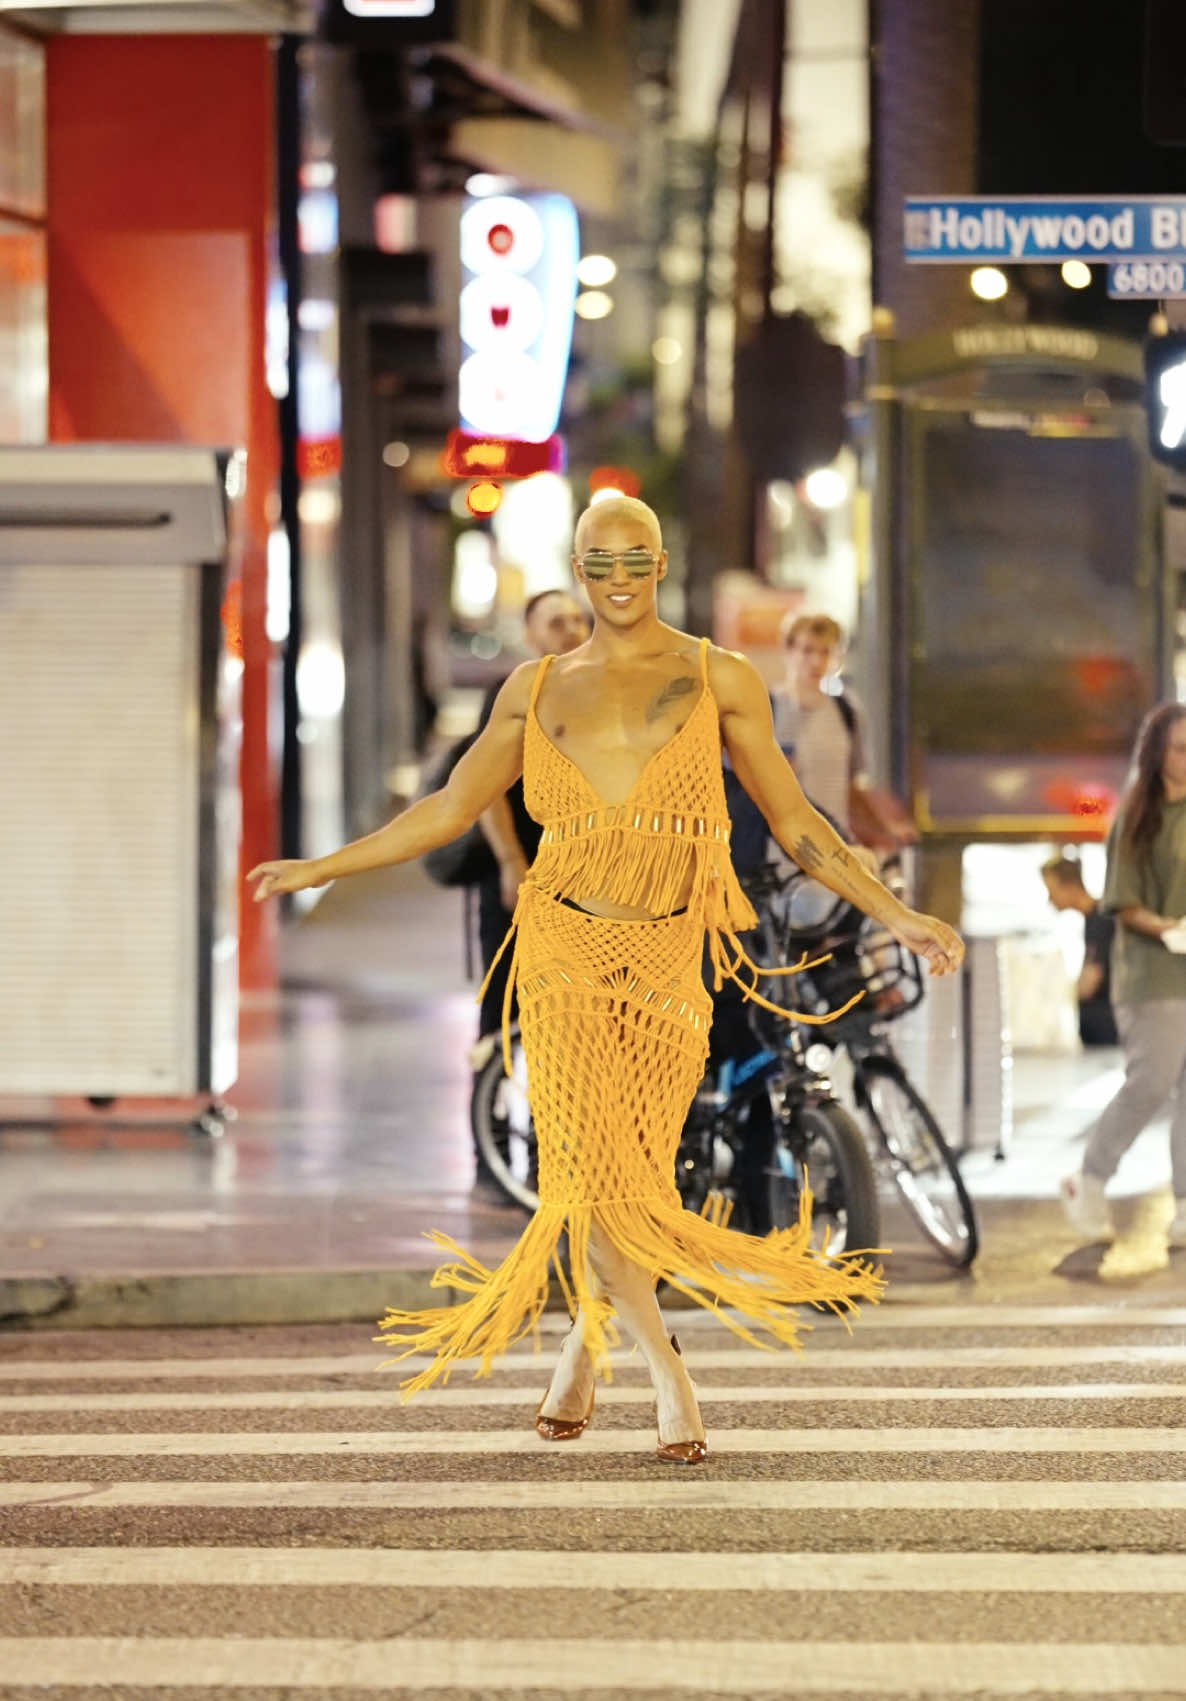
[1,865,1179,1330]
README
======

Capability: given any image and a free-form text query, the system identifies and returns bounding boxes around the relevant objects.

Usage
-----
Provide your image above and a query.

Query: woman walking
[249,497,964,1461]
[1061,702,1186,1245]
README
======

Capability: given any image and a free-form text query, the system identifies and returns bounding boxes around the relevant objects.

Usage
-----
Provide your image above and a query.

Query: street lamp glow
[803,467,848,509]
[970,266,1008,301]
[652,336,683,365]
[574,290,614,321]
[1061,260,1092,290]
[576,254,617,288]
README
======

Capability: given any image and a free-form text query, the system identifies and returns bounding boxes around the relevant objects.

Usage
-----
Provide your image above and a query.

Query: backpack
[722,758,772,876]
[420,732,499,888]
[832,690,856,738]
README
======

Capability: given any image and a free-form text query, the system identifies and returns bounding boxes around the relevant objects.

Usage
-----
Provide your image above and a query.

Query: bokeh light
[574,290,614,321]
[970,266,1008,301]
[803,467,848,509]
[576,254,617,287]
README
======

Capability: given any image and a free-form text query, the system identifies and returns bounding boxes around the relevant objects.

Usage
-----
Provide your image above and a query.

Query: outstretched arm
[248,663,536,901]
[710,647,963,975]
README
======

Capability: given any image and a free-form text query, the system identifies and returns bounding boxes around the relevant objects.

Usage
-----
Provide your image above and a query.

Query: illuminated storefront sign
[457,192,579,444]
[342,1,435,15]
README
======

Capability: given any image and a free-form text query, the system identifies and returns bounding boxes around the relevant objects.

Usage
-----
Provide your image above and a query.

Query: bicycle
[469,1026,539,1212]
[675,1011,882,1255]
[743,862,979,1269]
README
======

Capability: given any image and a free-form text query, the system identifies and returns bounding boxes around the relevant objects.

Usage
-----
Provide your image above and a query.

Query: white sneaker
[1168,1199,1186,1249]
[1059,1172,1114,1240]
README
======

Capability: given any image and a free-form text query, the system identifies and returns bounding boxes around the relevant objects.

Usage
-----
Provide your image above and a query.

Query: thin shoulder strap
[698,634,710,684]
[527,653,554,715]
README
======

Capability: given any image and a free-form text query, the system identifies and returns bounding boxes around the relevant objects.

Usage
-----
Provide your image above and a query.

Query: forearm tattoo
[790,832,892,917]
[791,835,825,875]
[646,675,697,724]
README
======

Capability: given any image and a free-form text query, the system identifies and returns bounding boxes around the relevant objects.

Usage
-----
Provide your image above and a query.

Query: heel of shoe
[655,1436,708,1465]
[535,1392,593,1442]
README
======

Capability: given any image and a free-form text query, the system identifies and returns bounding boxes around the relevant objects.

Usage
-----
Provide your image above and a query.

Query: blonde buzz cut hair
[573,494,662,555]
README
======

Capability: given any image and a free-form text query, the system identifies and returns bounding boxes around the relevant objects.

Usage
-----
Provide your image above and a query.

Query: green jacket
[1102,796,1186,1004]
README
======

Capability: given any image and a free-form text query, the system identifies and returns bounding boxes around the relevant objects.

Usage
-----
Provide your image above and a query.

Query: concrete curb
[0,1269,451,1331]
[0,1265,724,1331]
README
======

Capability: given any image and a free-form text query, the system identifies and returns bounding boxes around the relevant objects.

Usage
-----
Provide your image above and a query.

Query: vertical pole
[276,36,304,861]
[760,0,787,318]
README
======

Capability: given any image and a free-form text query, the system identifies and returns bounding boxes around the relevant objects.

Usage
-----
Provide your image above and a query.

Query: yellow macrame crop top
[523,635,756,937]
[476,635,859,1060]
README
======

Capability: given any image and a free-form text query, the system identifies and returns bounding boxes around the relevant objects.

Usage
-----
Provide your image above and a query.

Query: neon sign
[457,193,579,444]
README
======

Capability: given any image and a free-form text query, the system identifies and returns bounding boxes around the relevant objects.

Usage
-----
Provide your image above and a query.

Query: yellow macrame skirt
[377,891,884,1394]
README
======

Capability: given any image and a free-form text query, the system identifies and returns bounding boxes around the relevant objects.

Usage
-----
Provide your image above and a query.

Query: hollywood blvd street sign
[905,198,1186,264]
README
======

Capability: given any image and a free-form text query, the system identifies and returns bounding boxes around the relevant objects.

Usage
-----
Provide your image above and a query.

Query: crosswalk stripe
[3,1379,1184,1413]
[0,1637,1181,1694]
[2,1426,1185,1457]
[1,1547,1183,1593]
[2,1342,1185,1382]
[3,1479,1184,1511]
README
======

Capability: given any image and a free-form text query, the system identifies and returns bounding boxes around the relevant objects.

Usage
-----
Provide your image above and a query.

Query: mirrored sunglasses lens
[581,554,615,577]
[623,552,656,574]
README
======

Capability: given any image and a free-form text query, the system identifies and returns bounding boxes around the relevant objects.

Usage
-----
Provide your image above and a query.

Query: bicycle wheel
[766,1101,881,1256]
[469,1027,539,1211]
[857,1057,979,1268]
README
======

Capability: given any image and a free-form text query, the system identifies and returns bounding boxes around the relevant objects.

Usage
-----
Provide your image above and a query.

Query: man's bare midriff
[536,646,705,921]
[567,889,695,921]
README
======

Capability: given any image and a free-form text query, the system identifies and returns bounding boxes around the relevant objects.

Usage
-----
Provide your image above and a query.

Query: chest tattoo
[645,675,697,725]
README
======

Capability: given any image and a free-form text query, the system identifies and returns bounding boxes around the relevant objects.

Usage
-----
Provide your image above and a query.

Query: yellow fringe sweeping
[376,1182,885,1398]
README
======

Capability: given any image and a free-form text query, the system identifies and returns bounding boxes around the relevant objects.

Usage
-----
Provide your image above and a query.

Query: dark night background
[979,0,1186,333]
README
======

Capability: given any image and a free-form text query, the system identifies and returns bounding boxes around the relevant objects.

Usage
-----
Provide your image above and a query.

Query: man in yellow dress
[250,496,963,1462]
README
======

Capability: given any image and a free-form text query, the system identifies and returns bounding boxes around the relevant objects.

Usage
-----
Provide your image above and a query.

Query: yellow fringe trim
[375,1185,886,1400]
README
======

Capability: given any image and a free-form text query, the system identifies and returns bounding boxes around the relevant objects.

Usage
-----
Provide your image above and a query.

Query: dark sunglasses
[576,548,659,580]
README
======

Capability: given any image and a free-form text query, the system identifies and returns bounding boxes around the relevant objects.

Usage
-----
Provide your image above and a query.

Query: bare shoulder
[705,643,766,709]
[489,659,542,719]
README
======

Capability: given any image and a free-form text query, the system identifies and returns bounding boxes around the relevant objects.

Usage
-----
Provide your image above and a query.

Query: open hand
[890,910,965,977]
[247,859,326,902]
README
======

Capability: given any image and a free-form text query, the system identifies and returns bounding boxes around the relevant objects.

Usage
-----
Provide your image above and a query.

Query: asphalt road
[1,1288,1185,1700]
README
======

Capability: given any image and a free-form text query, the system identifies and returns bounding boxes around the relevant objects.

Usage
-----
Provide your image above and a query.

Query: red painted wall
[47,36,279,991]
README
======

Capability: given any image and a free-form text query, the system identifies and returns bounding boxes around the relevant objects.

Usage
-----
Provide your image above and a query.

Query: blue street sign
[905,197,1186,264]
[1108,261,1186,300]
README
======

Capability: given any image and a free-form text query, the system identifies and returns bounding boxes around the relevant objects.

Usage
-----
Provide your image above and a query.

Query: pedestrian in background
[1041,852,1119,1048]
[1061,702,1186,1245]
[771,613,916,850]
